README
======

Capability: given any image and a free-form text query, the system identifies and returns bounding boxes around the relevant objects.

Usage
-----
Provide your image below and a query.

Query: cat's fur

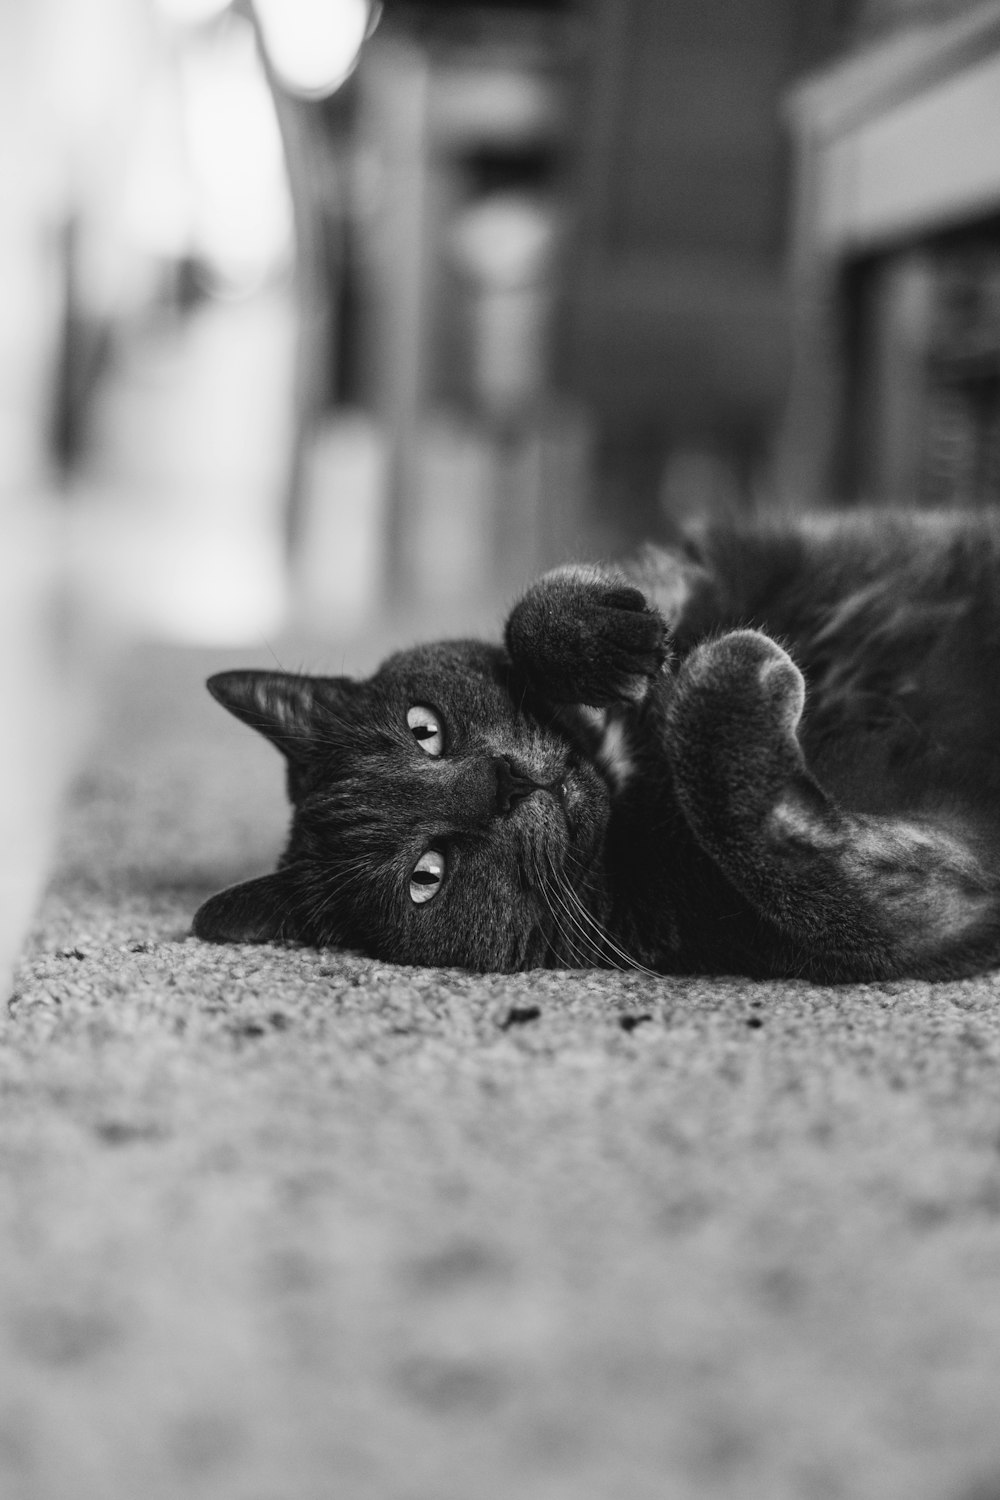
[193,510,1000,982]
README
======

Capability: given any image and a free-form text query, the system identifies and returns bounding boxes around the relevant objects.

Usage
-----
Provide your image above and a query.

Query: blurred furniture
[553,0,845,537]
[353,12,577,608]
[781,0,1000,504]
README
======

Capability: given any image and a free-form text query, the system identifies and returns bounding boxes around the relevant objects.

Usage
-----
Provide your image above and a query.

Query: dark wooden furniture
[780,0,1000,506]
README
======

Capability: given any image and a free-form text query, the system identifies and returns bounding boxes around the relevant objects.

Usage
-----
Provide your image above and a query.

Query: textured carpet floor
[8,641,1000,1500]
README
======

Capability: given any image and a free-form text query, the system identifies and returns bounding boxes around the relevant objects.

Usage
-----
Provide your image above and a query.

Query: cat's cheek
[397,878,539,972]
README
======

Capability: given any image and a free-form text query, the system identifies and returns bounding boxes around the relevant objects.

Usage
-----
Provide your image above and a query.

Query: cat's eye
[407,704,444,757]
[409,849,445,904]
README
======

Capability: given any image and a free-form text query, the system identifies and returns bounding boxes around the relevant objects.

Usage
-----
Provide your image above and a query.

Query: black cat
[193,511,1000,981]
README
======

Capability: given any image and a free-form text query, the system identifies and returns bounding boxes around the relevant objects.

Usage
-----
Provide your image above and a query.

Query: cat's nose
[493,756,542,815]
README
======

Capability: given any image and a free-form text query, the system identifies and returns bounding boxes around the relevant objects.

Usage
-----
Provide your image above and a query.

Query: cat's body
[194,510,1000,982]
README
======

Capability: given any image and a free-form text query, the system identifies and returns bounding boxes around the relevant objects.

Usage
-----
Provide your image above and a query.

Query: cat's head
[192,641,612,970]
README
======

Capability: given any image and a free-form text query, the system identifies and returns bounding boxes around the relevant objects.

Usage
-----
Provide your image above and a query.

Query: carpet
[7,639,1000,1500]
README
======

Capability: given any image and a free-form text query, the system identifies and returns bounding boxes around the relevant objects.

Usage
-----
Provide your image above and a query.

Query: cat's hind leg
[666,630,1000,980]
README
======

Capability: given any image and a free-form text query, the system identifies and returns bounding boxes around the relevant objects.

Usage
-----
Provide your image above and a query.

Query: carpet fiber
[7,641,1000,1500]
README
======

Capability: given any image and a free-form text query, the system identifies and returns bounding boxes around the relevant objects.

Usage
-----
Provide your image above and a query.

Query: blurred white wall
[0,0,303,986]
[0,0,154,507]
[0,0,159,987]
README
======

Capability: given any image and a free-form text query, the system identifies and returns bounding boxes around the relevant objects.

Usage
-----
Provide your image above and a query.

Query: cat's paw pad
[506,565,670,706]
[685,630,805,732]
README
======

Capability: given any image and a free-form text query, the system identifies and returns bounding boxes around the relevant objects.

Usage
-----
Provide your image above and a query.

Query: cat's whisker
[547,853,661,978]
[531,871,586,969]
[578,908,659,978]
[528,851,593,969]
[530,836,612,970]
[536,855,611,970]
[524,862,562,963]
[555,881,625,971]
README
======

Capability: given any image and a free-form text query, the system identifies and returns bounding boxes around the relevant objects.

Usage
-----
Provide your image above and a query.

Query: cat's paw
[505,565,670,706]
[665,629,840,909]
[681,629,805,739]
[667,629,809,821]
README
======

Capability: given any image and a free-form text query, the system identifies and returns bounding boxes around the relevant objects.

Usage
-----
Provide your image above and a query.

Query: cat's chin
[507,763,607,867]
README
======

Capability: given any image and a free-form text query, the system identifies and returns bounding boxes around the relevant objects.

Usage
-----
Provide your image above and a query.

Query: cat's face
[193,642,612,970]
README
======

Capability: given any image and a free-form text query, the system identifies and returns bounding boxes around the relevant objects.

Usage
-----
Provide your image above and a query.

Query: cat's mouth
[514,777,577,839]
[554,773,581,835]
[551,758,607,849]
[508,756,606,857]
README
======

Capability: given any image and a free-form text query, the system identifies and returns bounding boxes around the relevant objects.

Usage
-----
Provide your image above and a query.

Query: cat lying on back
[193,510,1000,982]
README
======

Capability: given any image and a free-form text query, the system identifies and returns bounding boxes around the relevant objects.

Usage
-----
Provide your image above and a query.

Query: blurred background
[3,0,1000,976]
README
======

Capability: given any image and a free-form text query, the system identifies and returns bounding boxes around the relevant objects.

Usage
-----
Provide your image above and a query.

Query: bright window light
[154,0,232,24]
[254,0,370,98]
[180,21,293,290]
[123,15,293,293]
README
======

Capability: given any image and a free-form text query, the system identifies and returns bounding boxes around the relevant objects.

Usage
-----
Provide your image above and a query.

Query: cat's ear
[192,869,300,944]
[206,670,353,763]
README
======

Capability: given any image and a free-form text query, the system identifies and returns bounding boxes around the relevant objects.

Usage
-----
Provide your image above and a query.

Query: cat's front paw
[505,565,669,706]
[680,629,805,739]
[667,630,809,823]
